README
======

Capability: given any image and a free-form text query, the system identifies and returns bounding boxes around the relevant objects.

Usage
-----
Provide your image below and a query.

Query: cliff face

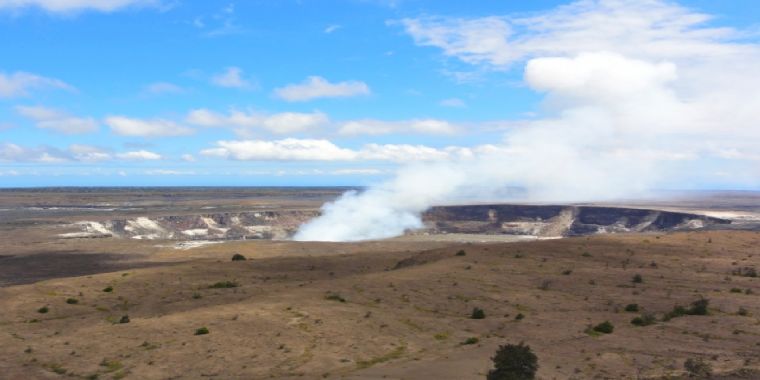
[420,204,730,237]
[59,204,730,241]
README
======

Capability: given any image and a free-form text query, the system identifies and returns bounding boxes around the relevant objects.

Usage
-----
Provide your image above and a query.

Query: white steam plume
[295,0,760,242]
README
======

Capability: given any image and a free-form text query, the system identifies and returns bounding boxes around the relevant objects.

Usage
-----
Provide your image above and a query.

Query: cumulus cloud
[106,116,193,137]
[295,0,760,241]
[339,118,458,135]
[0,0,159,13]
[211,67,254,89]
[201,138,498,163]
[186,108,328,135]
[16,105,98,134]
[116,150,162,160]
[274,76,370,102]
[0,143,111,162]
[201,139,357,161]
[0,71,73,98]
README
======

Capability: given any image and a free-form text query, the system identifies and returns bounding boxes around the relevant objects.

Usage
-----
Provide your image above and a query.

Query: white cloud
[439,98,466,108]
[324,24,341,34]
[181,154,196,162]
[211,67,254,89]
[274,76,370,102]
[0,0,160,13]
[106,116,193,137]
[68,144,111,162]
[339,119,458,135]
[186,108,328,135]
[143,82,184,95]
[202,139,357,161]
[16,105,98,134]
[116,150,162,160]
[201,138,490,163]
[0,71,73,98]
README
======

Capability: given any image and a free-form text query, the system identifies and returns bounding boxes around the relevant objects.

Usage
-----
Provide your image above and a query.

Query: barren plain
[1,188,759,379]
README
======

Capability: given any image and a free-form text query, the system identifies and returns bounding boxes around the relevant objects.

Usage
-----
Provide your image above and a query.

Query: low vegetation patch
[632,274,643,283]
[209,280,239,289]
[461,337,479,345]
[325,292,346,302]
[119,315,130,324]
[664,298,709,321]
[589,321,614,335]
[356,345,406,369]
[631,313,656,326]
[455,249,466,257]
[102,286,113,293]
[487,342,538,380]
[231,253,246,261]
[684,357,712,378]
[37,306,49,314]
[194,327,209,335]
[471,307,486,319]
[731,267,757,277]
[624,303,639,312]
[65,298,78,304]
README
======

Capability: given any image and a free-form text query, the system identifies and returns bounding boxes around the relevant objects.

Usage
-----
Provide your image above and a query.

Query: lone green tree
[487,342,538,380]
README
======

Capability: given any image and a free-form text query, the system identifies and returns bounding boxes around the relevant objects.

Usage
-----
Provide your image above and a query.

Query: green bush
[664,298,709,321]
[66,298,78,304]
[515,313,525,321]
[119,315,130,324]
[231,253,246,261]
[325,292,346,302]
[684,358,712,378]
[592,321,614,334]
[632,274,643,283]
[470,307,486,319]
[461,337,479,345]
[103,286,113,293]
[209,281,239,289]
[37,306,49,314]
[455,249,466,256]
[194,327,209,335]
[631,313,656,326]
[624,304,639,312]
[487,342,538,380]
[730,287,743,293]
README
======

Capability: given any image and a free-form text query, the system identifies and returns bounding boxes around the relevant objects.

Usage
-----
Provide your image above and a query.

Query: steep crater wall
[420,204,730,237]
[58,204,730,241]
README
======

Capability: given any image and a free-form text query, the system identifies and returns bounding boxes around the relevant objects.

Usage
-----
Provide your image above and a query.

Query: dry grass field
[2,230,759,379]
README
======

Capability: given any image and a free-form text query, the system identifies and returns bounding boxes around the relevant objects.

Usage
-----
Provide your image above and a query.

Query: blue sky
[1,0,759,188]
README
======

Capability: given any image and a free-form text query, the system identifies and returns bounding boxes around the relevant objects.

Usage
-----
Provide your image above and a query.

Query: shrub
[730,288,743,293]
[66,298,78,304]
[689,298,709,316]
[209,281,239,289]
[461,337,479,345]
[515,313,525,321]
[455,250,466,257]
[37,306,49,314]
[119,315,130,324]
[592,321,614,334]
[194,327,209,335]
[664,298,709,320]
[731,267,757,277]
[624,304,639,312]
[737,307,749,316]
[471,307,486,319]
[487,342,538,380]
[561,269,572,275]
[325,292,346,302]
[231,253,246,261]
[103,286,113,293]
[631,313,656,326]
[632,274,643,283]
[684,357,712,378]
[192,293,202,299]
